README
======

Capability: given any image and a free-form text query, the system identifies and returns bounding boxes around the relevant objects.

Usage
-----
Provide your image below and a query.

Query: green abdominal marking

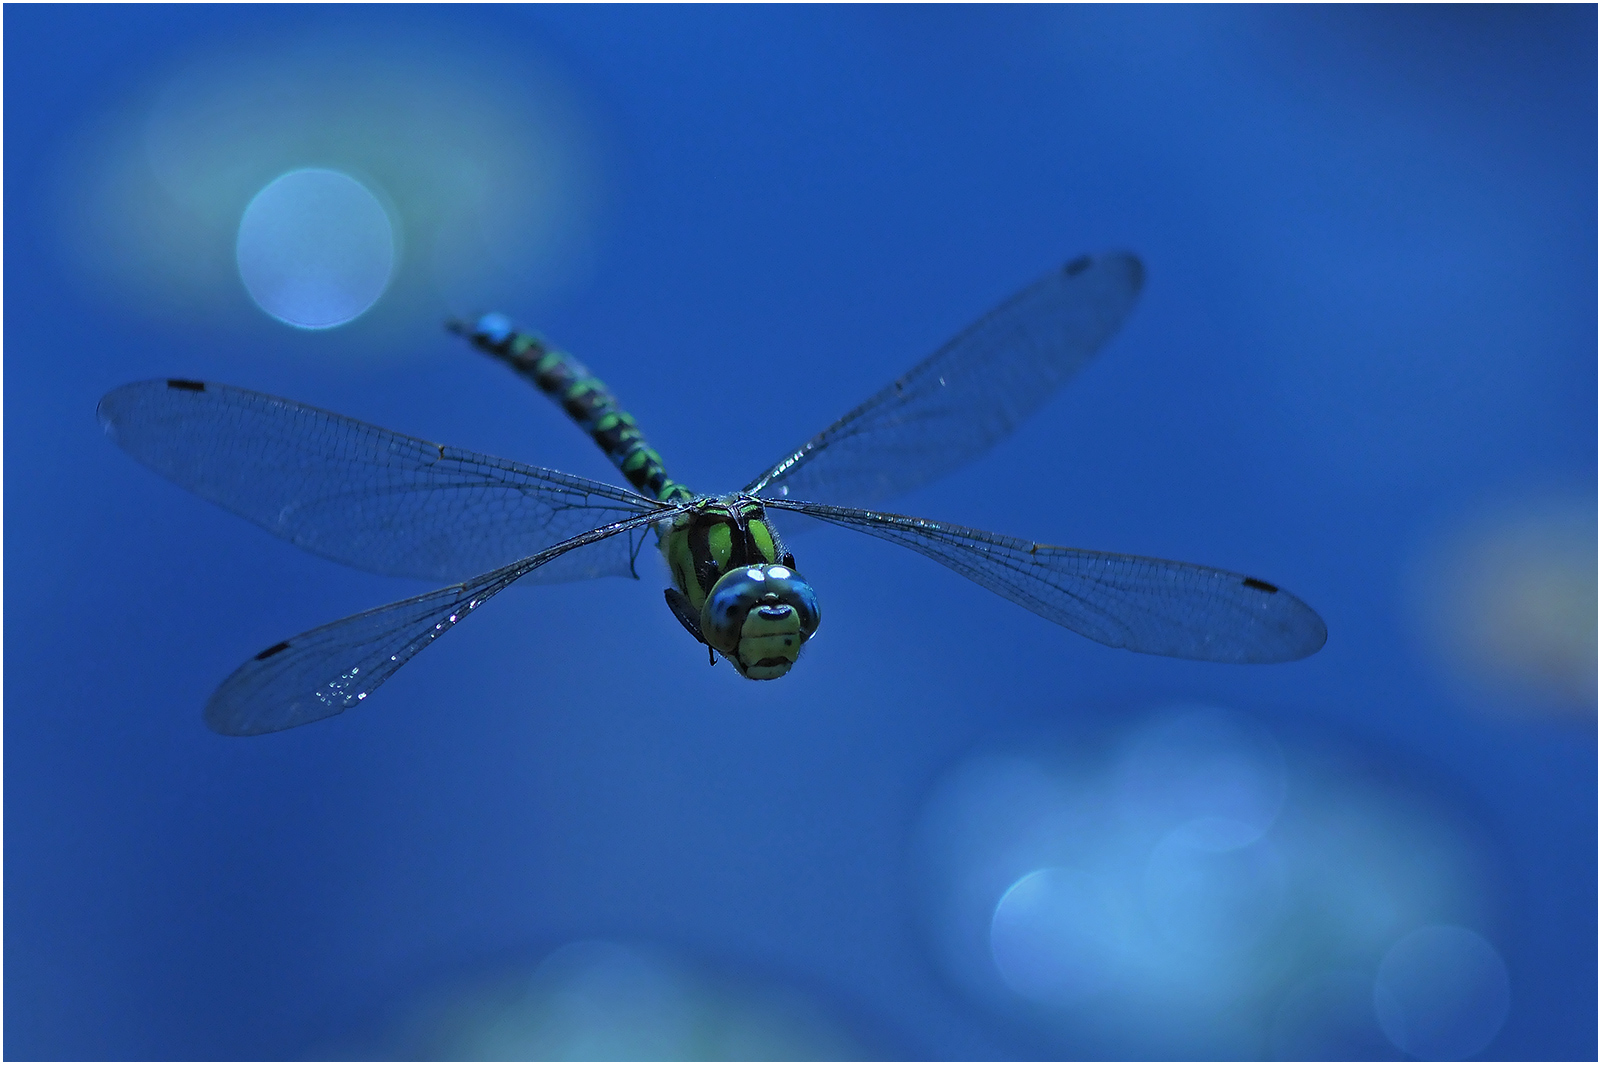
[452,315,693,505]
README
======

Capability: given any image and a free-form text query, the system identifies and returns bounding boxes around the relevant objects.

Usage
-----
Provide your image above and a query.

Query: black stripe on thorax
[684,509,765,596]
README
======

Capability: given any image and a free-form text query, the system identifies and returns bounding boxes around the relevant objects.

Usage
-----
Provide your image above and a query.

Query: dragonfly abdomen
[452,314,694,505]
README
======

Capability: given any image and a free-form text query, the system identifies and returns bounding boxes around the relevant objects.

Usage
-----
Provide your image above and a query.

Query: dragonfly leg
[663,587,708,645]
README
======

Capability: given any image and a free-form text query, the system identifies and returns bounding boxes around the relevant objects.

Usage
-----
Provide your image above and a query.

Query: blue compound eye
[700,564,822,679]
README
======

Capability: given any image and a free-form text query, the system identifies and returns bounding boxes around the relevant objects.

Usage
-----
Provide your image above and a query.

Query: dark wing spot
[1063,255,1093,276]
[166,379,206,392]
[254,640,292,660]
[1242,577,1278,593]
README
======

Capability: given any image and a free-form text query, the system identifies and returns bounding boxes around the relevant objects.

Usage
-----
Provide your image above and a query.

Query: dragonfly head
[701,563,821,680]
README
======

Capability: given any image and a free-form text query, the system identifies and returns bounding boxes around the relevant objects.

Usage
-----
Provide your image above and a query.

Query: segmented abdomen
[453,314,694,504]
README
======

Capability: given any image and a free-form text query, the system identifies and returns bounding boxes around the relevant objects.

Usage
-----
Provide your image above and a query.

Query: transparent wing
[99,380,668,585]
[746,253,1144,507]
[205,510,680,735]
[769,500,1326,663]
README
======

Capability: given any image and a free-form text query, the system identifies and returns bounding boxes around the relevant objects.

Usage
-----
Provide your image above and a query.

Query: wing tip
[1259,599,1328,664]
[1292,615,1330,661]
[203,693,324,737]
[1261,604,1328,664]
[95,381,146,431]
[204,658,330,737]
[1236,575,1327,662]
[203,699,264,737]
[97,378,210,432]
[1062,250,1145,295]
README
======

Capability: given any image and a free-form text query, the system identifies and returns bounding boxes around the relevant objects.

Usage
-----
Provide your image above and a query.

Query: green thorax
[662,497,790,612]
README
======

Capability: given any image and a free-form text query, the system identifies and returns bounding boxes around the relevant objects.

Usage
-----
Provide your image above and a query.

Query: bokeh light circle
[990,867,1121,1004]
[235,168,395,328]
[1412,494,1597,714]
[1373,925,1511,1060]
[339,938,865,1060]
[1140,827,1286,958]
[53,29,604,346]
[1116,707,1288,850]
[914,705,1502,1058]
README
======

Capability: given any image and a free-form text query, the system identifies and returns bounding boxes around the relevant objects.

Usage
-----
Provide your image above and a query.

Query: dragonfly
[99,252,1325,736]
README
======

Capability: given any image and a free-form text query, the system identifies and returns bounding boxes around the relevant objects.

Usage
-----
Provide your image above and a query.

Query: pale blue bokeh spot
[990,867,1120,1004]
[1374,925,1510,1060]
[236,168,394,329]
[1116,707,1288,851]
[1141,826,1286,959]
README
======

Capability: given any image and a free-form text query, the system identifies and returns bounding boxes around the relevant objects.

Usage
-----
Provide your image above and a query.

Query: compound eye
[700,564,822,665]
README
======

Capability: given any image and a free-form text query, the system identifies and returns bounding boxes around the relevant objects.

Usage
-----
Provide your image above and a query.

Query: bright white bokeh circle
[236,168,395,328]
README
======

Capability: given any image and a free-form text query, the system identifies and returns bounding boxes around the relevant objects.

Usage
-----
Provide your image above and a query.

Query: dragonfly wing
[99,380,667,584]
[769,500,1326,663]
[746,253,1144,507]
[206,510,678,735]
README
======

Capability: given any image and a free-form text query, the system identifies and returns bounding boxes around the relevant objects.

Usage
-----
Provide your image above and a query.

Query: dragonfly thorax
[659,497,821,679]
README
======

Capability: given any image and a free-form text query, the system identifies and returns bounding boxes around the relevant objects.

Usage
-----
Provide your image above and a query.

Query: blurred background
[5,5,1594,1060]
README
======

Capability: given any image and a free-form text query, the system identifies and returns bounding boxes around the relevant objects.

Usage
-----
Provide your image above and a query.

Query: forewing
[770,500,1326,663]
[747,253,1144,507]
[205,511,678,735]
[98,380,665,585]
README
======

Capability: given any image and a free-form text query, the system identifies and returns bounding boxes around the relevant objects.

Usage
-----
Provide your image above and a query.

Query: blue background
[6,5,1595,1059]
